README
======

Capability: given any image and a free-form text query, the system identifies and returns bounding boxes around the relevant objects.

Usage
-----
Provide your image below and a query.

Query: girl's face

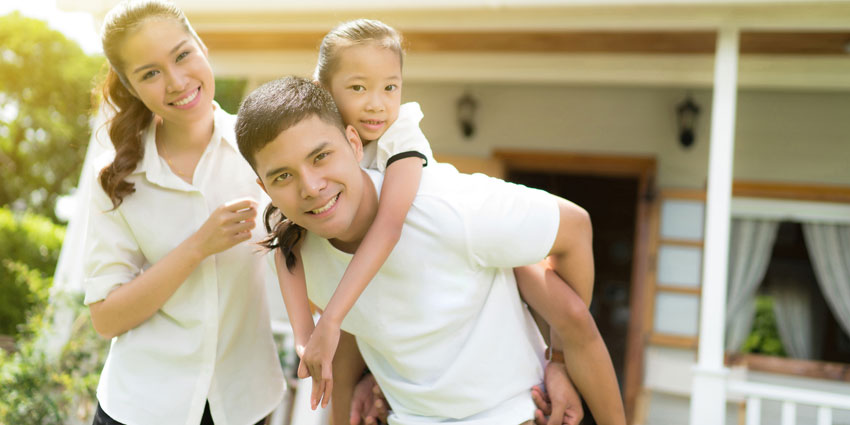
[327,44,402,143]
[119,18,215,126]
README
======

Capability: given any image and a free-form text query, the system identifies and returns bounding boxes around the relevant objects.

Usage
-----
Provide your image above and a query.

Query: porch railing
[727,380,850,425]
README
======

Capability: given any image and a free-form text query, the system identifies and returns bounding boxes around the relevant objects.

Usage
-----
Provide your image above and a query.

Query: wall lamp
[456,92,477,139]
[676,94,700,148]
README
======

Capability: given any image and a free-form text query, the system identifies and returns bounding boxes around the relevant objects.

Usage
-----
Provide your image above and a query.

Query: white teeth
[311,195,338,214]
[173,89,198,106]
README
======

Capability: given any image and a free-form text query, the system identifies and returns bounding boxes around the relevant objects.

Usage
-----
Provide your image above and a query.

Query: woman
[83,1,283,424]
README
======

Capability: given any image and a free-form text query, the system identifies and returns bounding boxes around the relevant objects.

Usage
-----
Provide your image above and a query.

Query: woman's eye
[141,70,159,80]
[315,152,330,162]
[176,51,190,62]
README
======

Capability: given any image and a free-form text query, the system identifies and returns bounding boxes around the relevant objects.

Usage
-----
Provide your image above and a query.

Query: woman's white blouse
[83,105,284,425]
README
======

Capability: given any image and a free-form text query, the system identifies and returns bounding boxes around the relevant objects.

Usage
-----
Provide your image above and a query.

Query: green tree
[0,12,104,221]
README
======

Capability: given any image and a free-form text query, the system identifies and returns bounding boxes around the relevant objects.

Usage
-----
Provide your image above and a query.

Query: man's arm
[330,331,366,425]
[539,198,625,425]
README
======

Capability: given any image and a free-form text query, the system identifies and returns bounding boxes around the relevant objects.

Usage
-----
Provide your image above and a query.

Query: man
[235,76,624,425]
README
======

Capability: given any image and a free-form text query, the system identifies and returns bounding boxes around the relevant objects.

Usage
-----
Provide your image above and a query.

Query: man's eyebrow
[131,40,189,74]
[263,142,330,179]
[306,142,330,160]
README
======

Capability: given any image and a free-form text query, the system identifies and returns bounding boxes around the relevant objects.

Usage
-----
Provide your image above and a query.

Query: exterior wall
[402,83,850,188]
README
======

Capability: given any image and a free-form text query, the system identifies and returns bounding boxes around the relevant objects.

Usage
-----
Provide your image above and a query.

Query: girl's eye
[351,85,365,92]
[141,70,159,81]
[385,84,398,92]
[176,51,190,62]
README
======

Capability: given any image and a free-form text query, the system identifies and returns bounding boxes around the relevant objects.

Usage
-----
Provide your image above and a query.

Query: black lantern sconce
[676,94,700,148]
[456,92,477,139]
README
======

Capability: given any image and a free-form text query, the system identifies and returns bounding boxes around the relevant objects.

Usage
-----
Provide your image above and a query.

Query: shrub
[0,208,64,336]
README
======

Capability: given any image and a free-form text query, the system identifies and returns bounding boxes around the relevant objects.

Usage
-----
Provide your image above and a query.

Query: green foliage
[0,207,107,423]
[741,295,787,357]
[0,291,108,424]
[214,77,248,114]
[0,207,65,336]
[0,12,104,221]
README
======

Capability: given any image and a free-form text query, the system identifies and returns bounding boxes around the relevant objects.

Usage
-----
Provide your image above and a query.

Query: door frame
[493,149,657,424]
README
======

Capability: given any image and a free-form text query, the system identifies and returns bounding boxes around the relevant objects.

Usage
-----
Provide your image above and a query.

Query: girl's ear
[345,125,364,163]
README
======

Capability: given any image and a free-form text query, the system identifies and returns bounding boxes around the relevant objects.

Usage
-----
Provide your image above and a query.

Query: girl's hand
[191,198,257,258]
[297,318,341,410]
[532,361,583,425]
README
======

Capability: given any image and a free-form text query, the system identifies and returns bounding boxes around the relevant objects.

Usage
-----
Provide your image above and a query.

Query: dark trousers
[93,402,266,425]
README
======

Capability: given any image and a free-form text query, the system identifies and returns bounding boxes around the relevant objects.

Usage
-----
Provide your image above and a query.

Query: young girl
[274,19,625,425]
[83,1,283,424]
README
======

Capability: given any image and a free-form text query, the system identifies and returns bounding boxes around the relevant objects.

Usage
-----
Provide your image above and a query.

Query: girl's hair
[314,19,404,88]
[97,0,203,208]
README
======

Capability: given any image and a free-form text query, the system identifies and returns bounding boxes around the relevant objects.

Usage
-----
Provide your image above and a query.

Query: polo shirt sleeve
[82,172,146,305]
[373,102,434,173]
[462,173,561,269]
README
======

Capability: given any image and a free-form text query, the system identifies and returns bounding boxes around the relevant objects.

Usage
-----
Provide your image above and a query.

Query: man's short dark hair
[235,76,346,169]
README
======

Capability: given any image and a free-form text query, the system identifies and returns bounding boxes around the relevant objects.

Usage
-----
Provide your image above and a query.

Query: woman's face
[119,18,215,126]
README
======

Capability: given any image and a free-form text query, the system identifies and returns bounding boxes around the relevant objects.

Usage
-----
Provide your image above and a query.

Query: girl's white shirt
[360,101,434,171]
[83,104,284,425]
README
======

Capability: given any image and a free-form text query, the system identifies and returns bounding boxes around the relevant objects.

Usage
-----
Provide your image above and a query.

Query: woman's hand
[190,198,257,258]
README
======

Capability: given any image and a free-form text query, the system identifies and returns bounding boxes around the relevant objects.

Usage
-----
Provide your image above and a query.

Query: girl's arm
[89,199,257,339]
[299,156,423,410]
[273,246,315,355]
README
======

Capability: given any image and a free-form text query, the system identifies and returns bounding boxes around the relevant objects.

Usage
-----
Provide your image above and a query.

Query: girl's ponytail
[262,204,306,271]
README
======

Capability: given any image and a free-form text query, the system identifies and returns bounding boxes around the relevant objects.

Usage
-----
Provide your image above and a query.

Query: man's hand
[350,373,389,425]
[531,361,583,425]
[297,318,341,409]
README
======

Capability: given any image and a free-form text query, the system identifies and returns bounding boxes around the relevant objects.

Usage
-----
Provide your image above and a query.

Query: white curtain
[768,262,822,360]
[802,222,850,337]
[725,218,780,351]
[43,111,113,358]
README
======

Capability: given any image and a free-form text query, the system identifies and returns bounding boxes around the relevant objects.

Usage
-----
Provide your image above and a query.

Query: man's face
[254,115,365,242]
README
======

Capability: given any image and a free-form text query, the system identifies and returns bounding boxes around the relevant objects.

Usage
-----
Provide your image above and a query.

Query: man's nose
[300,171,326,198]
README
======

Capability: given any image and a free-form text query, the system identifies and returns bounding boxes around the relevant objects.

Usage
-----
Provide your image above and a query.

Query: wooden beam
[733,180,850,204]
[494,150,656,178]
[198,29,850,55]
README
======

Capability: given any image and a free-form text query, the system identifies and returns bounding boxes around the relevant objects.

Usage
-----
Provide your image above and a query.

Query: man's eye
[315,152,330,162]
[275,172,291,182]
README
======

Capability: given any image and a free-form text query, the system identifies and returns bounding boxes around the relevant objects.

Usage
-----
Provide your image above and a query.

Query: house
[57,1,850,424]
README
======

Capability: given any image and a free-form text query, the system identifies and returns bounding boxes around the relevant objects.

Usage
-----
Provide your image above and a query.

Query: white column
[689,26,740,425]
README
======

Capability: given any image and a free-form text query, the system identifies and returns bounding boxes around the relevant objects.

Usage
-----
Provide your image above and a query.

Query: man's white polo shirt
[83,105,284,425]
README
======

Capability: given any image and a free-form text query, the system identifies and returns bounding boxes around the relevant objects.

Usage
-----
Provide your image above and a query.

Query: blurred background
[1,1,849,424]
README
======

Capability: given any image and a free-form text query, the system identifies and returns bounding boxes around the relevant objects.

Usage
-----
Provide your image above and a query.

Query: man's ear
[345,125,364,163]
[256,177,268,195]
